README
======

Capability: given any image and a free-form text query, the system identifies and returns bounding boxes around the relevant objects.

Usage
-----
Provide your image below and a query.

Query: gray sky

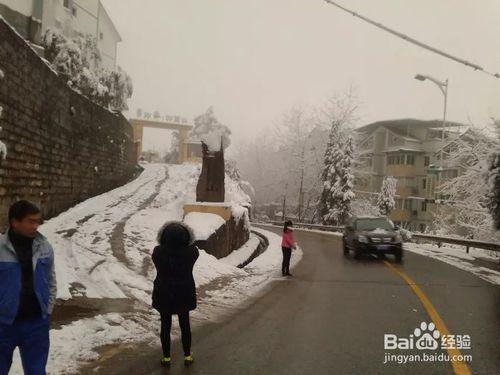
[102,0,500,152]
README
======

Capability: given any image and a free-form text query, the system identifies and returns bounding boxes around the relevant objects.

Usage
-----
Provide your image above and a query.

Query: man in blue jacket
[0,201,57,375]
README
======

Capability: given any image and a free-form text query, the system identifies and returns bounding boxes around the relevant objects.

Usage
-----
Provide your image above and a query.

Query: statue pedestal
[183,202,232,221]
[183,202,249,258]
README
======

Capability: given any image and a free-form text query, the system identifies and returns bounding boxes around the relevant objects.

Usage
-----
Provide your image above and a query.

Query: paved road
[89,226,500,375]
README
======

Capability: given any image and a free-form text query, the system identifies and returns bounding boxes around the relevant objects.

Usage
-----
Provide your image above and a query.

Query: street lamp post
[414,74,449,170]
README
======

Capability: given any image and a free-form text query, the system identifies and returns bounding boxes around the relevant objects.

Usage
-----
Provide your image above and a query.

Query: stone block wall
[0,19,137,229]
[194,215,250,259]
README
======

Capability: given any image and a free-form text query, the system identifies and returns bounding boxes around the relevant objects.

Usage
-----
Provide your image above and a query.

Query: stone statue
[196,142,225,202]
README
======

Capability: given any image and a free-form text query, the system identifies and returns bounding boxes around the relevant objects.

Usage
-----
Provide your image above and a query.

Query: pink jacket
[281,230,295,248]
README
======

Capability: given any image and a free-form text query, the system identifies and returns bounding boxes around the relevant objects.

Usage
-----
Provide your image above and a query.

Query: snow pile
[405,242,500,285]
[184,212,225,240]
[11,313,157,375]
[221,234,261,267]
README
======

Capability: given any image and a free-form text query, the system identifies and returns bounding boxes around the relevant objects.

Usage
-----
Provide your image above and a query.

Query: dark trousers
[160,311,192,357]
[282,247,292,275]
[0,316,50,375]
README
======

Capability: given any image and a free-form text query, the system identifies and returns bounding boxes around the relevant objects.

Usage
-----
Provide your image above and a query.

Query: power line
[323,0,500,79]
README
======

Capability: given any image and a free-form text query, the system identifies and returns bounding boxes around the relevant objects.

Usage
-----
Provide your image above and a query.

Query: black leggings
[282,247,292,275]
[160,311,191,357]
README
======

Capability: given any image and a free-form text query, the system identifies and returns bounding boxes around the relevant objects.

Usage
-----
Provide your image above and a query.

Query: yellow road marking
[384,260,472,375]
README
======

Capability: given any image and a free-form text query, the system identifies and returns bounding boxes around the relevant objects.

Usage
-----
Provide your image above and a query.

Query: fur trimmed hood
[157,221,195,247]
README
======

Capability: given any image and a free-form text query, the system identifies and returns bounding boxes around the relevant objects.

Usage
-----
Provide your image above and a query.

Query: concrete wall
[0,19,136,229]
[97,2,119,70]
[194,216,250,259]
[0,0,32,16]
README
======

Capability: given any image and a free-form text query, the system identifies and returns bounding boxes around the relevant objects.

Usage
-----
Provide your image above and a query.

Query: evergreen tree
[319,125,355,225]
[377,176,398,216]
[486,152,500,230]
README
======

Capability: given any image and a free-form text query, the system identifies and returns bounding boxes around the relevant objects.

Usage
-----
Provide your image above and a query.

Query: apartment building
[0,0,121,69]
[354,119,466,231]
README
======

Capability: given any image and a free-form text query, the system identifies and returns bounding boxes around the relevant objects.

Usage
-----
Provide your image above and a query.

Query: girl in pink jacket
[281,220,296,276]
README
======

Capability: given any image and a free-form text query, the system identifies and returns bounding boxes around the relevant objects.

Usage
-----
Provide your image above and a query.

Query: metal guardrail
[265,221,343,232]
[254,221,500,255]
[411,233,500,253]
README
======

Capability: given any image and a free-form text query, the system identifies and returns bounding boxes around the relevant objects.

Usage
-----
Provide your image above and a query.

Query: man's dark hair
[8,200,41,224]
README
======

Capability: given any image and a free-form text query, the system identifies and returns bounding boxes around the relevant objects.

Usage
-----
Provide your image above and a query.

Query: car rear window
[355,218,394,231]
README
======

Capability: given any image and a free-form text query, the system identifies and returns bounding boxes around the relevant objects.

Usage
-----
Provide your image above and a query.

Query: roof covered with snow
[356,118,466,133]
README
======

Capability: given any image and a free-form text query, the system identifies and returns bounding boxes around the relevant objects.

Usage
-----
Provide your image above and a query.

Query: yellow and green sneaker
[184,354,194,366]
[160,357,171,367]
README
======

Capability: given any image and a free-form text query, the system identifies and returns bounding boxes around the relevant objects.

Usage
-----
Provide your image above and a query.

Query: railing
[261,221,343,233]
[253,221,500,256]
[411,233,500,253]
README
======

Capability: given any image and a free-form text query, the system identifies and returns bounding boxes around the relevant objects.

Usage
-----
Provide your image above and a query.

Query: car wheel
[354,248,362,260]
[343,241,349,256]
[395,250,403,264]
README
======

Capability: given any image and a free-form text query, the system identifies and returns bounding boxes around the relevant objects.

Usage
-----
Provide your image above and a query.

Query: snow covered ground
[10,163,301,375]
[404,242,500,285]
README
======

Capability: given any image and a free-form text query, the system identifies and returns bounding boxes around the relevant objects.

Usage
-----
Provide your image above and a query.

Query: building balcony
[396,186,418,198]
[386,164,416,177]
[389,209,411,222]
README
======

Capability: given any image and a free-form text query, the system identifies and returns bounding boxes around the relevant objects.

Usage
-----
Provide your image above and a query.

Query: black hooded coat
[152,221,199,314]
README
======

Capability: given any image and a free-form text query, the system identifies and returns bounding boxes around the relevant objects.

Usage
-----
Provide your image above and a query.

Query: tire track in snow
[109,166,169,274]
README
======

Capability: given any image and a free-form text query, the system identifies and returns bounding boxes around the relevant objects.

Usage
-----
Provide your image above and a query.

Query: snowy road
[11,163,284,374]
[84,226,499,375]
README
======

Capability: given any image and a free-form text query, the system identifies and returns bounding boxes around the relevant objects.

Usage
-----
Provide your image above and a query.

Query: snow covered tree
[352,197,380,217]
[319,127,355,225]
[41,29,132,112]
[377,176,397,215]
[486,152,500,230]
[436,124,500,242]
[106,67,133,111]
[153,110,161,119]
[191,107,231,151]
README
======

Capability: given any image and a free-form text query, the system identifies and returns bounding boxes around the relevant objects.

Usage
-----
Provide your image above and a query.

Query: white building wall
[97,2,119,70]
[73,0,98,37]
[1,0,120,69]
[0,0,32,16]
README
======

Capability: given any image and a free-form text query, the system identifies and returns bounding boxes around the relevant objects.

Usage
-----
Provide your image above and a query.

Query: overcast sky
[101,0,500,153]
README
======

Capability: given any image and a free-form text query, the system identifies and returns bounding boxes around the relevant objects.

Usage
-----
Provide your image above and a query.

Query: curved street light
[414,74,449,171]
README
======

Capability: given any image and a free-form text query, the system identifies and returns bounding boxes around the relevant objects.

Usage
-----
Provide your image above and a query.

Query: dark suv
[343,216,403,263]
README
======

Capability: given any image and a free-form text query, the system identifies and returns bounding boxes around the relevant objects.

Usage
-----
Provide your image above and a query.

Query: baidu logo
[384,321,471,351]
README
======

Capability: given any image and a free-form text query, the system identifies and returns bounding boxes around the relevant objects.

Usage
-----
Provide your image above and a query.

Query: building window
[100,32,104,40]
[424,156,430,167]
[72,6,77,16]
[387,153,416,166]
[404,200,412,210]
[421,201,427,212]
[63,0,70,8]
[422,178,426,190]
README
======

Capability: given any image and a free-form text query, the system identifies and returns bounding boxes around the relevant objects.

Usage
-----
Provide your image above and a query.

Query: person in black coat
[152,221,199,367]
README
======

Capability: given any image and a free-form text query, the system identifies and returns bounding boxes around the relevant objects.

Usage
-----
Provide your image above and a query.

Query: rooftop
[356,118,466,133]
